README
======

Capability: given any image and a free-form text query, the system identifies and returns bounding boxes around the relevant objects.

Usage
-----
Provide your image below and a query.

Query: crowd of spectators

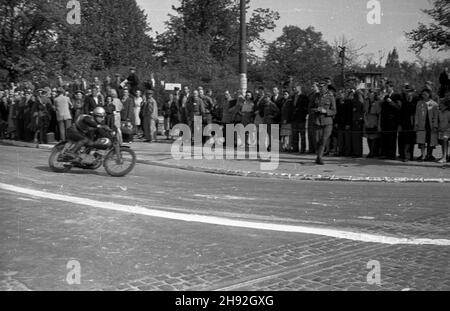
[1,67,450,165]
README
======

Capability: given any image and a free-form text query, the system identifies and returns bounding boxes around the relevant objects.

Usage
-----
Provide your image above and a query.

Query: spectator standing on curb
[121,88,135,127]
[134,89,144,137]
[291,85,309,154]
[140,90,156,143]
[30,89,52,144]
[54,88,72,141]
[364,90,382,158]
[351,86,365,158]
[415,89,439,161]
[162,93,175,139]
[380,81,402,160]
[259,94,280,152]
[178,86,190,125]
[169,91,180,132]
[280,89,294,152]
[312,80,336,165]
[308,83,320,154]
[398,85,417,162]
[148,91,159,141]
[186,89,205,140]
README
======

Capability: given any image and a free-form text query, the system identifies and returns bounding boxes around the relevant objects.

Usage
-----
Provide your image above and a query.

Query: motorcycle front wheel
[48,144,72,173]
[103,147,136,177]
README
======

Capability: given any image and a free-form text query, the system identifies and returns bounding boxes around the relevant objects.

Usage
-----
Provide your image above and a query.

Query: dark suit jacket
[291,93,309,123]
[83,95,102,114]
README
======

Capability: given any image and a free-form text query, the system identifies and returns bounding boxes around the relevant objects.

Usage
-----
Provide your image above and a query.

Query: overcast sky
[136,0,449,64]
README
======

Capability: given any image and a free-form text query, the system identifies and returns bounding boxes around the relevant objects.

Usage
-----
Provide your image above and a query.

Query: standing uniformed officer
[312,80,336,165]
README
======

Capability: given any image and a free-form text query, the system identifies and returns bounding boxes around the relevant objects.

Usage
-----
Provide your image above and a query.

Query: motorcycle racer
[65,107,112,161]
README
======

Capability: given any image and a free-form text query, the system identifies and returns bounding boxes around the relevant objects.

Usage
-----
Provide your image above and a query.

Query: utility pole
[239,0,247,94]
[339,46,346,88]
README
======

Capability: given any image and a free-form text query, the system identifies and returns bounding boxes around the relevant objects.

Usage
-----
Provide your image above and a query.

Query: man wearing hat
[380,80,402,159]
[311,79,336,164]
[398,85,417,162]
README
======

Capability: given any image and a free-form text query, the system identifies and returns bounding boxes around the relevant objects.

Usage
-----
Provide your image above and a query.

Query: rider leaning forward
[65,106,112,162]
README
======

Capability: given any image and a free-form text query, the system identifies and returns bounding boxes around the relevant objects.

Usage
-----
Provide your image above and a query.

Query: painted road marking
[1,182,449,246]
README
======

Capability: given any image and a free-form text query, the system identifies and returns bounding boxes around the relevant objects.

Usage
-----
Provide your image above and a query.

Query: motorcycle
[48,128,137,177]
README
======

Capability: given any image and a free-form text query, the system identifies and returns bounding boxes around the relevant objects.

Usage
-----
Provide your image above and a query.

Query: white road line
[1,182,449,246]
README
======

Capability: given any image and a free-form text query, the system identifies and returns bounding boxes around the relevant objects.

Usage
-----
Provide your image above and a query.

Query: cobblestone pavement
[109,238,449,291]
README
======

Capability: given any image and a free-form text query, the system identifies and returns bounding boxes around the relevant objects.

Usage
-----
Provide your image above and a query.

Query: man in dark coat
[398,85,417,162]
[335,90,353,157]
[291,85,309,153]
[380,81,402,159]
[83,86,102,114]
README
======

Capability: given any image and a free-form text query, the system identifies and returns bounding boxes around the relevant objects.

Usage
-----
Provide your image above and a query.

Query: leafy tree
[406,0,450,53]
[52,0,154,76]
[156,0,279,86]
[0,0,155,83]
[0,0,65,82]
[263,26,335,85]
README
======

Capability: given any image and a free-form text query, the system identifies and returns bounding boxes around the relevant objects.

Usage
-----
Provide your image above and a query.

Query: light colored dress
[134,96,143,126]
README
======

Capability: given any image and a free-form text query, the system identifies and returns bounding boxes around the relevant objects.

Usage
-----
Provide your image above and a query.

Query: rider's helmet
[92,107,106,123]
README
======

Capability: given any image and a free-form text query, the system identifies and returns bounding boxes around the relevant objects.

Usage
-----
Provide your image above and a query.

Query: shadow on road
[34,166,106,176]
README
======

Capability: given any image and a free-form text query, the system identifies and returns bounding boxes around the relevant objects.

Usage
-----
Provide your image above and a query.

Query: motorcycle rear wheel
[103,147,136,177]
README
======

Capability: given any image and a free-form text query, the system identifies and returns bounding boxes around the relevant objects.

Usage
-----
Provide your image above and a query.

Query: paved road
[0,145,449,291]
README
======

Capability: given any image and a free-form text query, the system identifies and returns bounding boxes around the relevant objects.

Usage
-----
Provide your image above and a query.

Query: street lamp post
[239,0,247,94]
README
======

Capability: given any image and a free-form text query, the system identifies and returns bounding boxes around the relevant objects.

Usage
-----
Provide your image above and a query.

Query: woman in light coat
[414,89,439,161]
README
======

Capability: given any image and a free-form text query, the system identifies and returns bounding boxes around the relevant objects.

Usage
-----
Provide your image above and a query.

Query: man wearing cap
[398,85,417,162]
[311,80,336,164]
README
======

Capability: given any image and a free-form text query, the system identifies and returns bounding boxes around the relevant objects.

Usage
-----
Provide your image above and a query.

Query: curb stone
[1,139,449,184]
